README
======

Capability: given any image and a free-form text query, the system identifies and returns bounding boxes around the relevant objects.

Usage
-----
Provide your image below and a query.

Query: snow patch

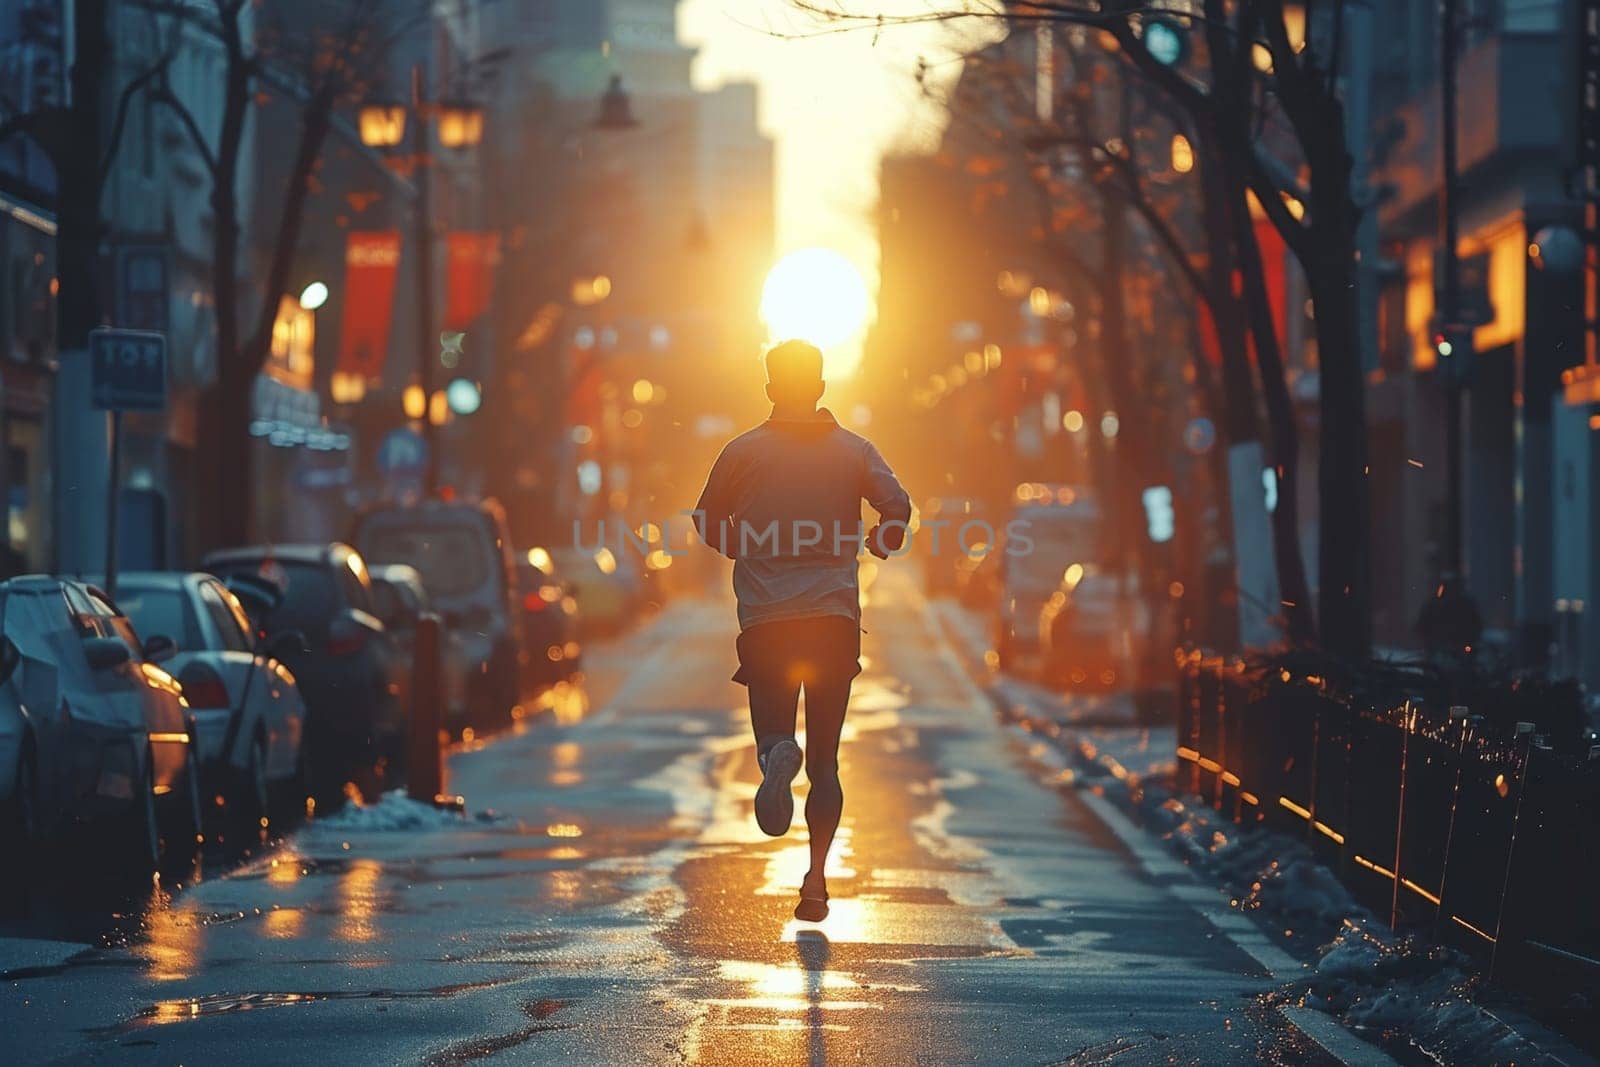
[305,790,481,833]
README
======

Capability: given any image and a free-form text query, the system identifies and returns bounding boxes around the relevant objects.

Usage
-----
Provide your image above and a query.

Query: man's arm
[693,445,740,559]
[862,441,912,558]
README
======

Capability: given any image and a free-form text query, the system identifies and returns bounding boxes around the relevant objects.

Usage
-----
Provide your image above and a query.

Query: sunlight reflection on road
[548,740,584,786]
[335,859,383,943]
[139,891,199,982]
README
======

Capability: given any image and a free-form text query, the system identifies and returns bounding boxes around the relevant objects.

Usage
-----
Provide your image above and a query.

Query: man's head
[764,339,825,409]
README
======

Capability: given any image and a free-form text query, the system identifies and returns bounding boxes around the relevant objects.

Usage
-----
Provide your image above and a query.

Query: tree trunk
[217,93,335,549]
[1219,152,1318,645]
[1097,182,1153,573]
[1308,236,1372,659]
[57,0,110,353]
[1295,101,1372,660]
[195,9,252,553]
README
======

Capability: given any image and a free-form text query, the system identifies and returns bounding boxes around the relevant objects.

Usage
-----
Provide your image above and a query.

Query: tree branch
[99,47,178,186]
[1242,144,1311,258]
[149,83,218,177]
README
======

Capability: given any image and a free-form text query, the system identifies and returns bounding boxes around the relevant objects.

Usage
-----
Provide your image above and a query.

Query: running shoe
[754,738,802,837]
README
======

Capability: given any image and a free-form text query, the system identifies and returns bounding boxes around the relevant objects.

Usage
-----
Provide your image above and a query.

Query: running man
[694,339,912,922]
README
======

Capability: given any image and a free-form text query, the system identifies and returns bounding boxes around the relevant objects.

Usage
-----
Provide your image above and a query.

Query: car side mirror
[141,634,178,664]
[264,629,308,659]
[85,636,132,671]
[0,635,19,686]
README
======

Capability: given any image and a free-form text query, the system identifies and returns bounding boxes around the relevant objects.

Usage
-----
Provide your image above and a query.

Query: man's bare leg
[750,677,803,836]
[795,676,850,920]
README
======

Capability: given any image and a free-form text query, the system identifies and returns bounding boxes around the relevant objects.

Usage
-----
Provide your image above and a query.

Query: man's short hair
[765,339,824,388]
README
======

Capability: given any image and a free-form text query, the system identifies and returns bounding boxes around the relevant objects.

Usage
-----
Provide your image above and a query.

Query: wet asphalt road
[1,569,1332,1065]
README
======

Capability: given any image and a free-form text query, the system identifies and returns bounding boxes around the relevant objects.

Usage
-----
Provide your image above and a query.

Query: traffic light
[1142,485,1175,544]
[1142,17,1189,67]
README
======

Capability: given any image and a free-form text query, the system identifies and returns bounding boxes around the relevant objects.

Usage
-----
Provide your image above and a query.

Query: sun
[760,248,871,352]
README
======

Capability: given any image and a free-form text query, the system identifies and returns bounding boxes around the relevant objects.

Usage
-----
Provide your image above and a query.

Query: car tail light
[522,591,549,613]
[179,662,231,709]
[327,619,368,657]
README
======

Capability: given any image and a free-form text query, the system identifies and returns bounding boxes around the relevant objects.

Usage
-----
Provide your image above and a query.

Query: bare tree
[792,0,1367,657]
[146,0,419,549]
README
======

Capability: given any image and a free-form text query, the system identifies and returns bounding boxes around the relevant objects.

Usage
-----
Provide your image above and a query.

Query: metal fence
[1175,652,1600,993]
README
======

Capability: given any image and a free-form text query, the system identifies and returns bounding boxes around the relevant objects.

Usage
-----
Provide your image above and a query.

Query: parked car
[0,576,201,870]
[368,563,470,729]
[995,486,1102,670]
[352,500,524,724]
[917,496,986,597]
[201,544,405,797]
[1038,564,1141,690]
[516,548,581,688]
[550,545,644,638]
[110,571,307,824]
[957,545,1002,612]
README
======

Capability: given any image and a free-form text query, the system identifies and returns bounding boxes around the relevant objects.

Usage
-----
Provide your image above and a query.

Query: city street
[2,2,1598,1063]
[0,570,1340,1065]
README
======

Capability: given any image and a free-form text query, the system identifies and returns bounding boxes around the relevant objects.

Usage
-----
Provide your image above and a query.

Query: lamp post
[357,71,637,499]
[1422,0,1482,657]
[359,65,485,497]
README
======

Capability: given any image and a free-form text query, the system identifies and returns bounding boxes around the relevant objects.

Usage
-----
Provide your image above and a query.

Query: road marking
[1279,1007,1403,1067]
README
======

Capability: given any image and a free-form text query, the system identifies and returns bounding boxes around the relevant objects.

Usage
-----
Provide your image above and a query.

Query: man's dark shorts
[732,614,862,688]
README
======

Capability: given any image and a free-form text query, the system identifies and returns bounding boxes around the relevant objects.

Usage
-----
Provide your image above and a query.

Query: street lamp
[403,383,427,421]
[359,66,486,495]
[1170,133,1194,174]
[359,70,637,496]
[435,100,485,150]
[299,280,329,311]
[358,103,407,148]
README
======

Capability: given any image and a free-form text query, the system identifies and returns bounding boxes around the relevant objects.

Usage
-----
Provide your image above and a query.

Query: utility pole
[1421,0,1483,656]
[1440,0,1463,583]
[412,63,439,497]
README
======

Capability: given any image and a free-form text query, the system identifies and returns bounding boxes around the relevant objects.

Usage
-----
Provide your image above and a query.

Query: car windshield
[211,560,336,635]
[1008,519,1098,591]
[362,522,494,601]
[117,587,204,650]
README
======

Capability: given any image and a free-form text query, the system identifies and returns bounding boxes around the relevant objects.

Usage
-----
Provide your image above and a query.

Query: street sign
[114,244,171,333]
[377,427,428,478]
[89,328,167,412]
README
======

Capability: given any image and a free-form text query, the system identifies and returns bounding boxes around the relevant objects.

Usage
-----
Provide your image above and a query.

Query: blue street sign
[89,328,167,412]
[376,427,428,477]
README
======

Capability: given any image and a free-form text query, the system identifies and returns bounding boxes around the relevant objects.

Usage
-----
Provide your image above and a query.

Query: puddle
[95,976,527,1035]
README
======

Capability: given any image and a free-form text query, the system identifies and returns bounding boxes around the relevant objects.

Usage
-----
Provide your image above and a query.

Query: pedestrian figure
[694,340,911,922]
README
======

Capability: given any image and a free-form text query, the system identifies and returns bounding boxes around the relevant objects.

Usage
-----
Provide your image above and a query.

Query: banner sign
[336,231,401,379]
[444,231,500,330]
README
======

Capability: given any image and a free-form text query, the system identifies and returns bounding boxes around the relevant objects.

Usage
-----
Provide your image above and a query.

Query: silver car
[0,576,202,870]
[113,572,307,824]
